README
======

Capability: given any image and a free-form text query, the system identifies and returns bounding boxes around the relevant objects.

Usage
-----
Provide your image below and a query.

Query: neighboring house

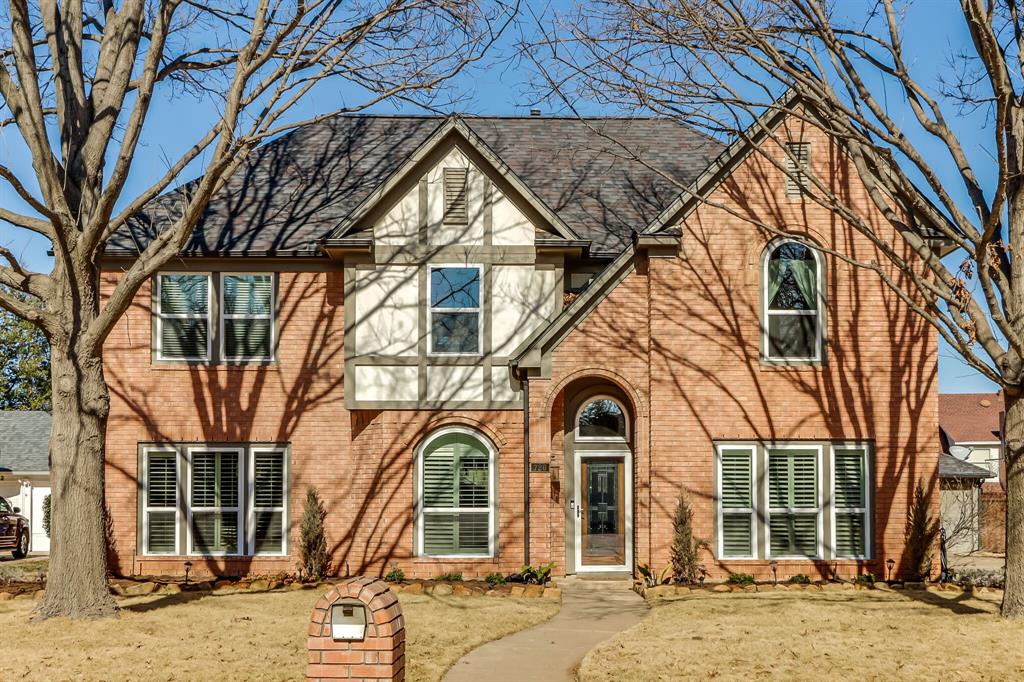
[938,453,991,555]
[100,107,940,581]
[0,411,51,552]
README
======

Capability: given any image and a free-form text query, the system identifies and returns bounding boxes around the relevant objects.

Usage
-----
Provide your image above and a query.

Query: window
[222,274,274,361]
[767,447,821,558]
[576,398,628,441]
[443,167,469,224]
[250,448,287,555]
[764,241,822,361]
[417,429,494,557]
[157,274,211,360]
[718,446,755,558]
[141,445,289,556]
[785,142,810,197]
[832,447,869,558]
[429,266,482,354]
[143,449,178,555]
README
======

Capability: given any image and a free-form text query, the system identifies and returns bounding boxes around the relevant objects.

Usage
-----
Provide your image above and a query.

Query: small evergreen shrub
[726,572,755,586]
[670,491,707,584]
[485,572,507,586]
[299,486,330,581]
[383,564,405,583]
[788,574,812,584]
[855,573,876,585]
[434,572,463,582]
[41,495,51,537]
[905,479,939,580]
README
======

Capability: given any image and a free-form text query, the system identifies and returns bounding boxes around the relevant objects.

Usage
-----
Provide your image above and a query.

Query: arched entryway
[562,381,634,574]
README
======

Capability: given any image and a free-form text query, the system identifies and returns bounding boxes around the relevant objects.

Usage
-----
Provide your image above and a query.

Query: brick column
[307,577,405,681]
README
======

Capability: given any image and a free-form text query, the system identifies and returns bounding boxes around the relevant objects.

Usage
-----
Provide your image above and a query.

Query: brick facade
[102,118,939,582]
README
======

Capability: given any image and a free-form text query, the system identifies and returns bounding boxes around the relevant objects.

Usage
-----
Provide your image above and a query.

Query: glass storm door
[578,456,628,569]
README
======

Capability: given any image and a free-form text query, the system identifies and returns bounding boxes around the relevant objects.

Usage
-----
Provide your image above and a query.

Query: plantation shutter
[421,433,491,556]
[146,452,178,554]
[223,275,274,360]
[719,448,754,557]
[443,168,469,224]
[785,142,810,197]
[190,451,240,554]
[833,449,868,557]
[158,274,210,359]
[253,451,286,554]
[768,449,819,557]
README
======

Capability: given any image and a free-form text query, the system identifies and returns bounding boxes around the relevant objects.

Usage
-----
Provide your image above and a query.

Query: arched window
[576,397,628,441]
[416,427,495,557]
[764,240,823,361]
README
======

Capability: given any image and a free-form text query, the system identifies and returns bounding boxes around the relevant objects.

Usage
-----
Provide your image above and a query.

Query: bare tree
[529,0,1024,617]
[0,0,512,619]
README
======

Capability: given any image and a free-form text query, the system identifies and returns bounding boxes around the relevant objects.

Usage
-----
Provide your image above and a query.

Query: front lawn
[0,588,558,681]
[579,588,1024,681]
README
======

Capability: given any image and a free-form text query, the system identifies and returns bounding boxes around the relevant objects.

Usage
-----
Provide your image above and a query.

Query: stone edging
[637,581,1003,600]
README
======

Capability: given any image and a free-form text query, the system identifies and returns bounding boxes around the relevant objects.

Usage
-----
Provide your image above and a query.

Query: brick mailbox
[307,577,405,681]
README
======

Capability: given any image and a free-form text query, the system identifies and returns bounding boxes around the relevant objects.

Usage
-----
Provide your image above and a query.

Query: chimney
[530,108,541,117]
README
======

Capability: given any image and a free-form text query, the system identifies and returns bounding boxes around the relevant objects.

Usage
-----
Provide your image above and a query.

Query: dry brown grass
[0,588,558,681]
[579,588,1024,681]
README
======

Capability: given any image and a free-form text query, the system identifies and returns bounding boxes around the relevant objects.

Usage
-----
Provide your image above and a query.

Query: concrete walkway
[443,579,648,682]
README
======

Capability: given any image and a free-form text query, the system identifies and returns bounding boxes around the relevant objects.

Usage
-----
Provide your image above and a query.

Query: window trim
[575,395,630,443]
[414,426,496,558]
[427,264,484,357]
[186,446,244,557]
[219,273,276,363]
[762,239,824,363]
[247,446,288,556]
[830,443,872,560]
[764,443,824,560]
[141,447,181,556]
[156,272,213,362]
[716,444,757,560]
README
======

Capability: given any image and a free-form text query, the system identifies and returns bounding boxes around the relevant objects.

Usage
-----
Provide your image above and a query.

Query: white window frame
[414,426,496,558]
[427,264,484,357]
[220,273,276,362]
[186,446,244,556]
[156,272,213,362]
[716,444,757,560]
[247,447,288,556]
[830,443,872,560]
[141,447,180,556]
[575,395,630,443]
[764,443,824,560]
[762,240,824,363]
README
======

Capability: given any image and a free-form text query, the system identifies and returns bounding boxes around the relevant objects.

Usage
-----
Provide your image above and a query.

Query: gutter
[511,361,531,567]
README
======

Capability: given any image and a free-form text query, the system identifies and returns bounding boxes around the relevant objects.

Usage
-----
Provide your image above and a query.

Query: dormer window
[443,168,469,224]
[429,265,482,354]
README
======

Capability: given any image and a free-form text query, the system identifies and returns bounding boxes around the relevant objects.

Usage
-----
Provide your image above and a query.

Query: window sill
[758,359,824,370]
[149,361,279,371]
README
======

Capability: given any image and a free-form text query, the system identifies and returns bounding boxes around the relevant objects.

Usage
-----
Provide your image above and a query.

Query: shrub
[788,574,812,585]
[518,563,555,585]
[726,572,755,586]
[383,564,405,583]
[41,494,50,537]
[485,572,507,587]
[434,572,463,582]
[957,568,1005,589]
[670,491,707,584]
[855,573,876,585]
[904,479,939,580]
[637,563,671,587]
[299,486,330,581]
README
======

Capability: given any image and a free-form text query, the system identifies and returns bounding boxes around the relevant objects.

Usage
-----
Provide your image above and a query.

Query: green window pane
[191,511,239,554]
[160,318,208,359]
[720,450,752,508]
[254,510,284,554]
[224,319,272,359]
[835,513,866,557]
[423,512,488,555]
[223,275,272,316]
[160,275,208,315]
[147,511,177,554]
[421,432,491,556]
[834,450,866,508]
[254,452,284,508]
[770,514,818,557]
[722,513,753,557]
[147,453,177,508]
[191,452,239,508]
[768,450,817,508]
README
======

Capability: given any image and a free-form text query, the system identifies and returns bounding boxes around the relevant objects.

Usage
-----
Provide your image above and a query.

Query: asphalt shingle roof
[938,452,992,480]
[939,393,1002,445]
[110,115,723,256]
[0,411,50,473]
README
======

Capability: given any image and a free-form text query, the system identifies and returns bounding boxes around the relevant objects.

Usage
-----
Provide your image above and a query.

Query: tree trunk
[34,345,118,619]
[1003,391,1024,618]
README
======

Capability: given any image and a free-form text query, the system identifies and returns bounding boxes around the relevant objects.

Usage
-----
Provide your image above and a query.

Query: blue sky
[0,2,1001,394]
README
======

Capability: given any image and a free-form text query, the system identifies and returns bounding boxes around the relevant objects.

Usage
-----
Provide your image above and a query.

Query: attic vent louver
[443,167,469,224]
[784,142,811,197]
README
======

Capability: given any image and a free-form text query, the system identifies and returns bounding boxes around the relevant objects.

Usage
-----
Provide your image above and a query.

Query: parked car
[0,497,30,558]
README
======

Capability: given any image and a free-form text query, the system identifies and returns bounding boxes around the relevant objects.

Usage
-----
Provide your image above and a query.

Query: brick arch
[402,415,509,449]
[541,367,649,421]
[742,223,832,269]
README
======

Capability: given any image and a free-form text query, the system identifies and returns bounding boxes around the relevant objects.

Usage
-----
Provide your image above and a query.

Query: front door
[574,453,632,572]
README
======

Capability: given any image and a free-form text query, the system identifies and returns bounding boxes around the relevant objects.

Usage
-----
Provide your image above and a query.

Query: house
[100,110,940,581]
[0,411,51,552]
[939,392,1006,553]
